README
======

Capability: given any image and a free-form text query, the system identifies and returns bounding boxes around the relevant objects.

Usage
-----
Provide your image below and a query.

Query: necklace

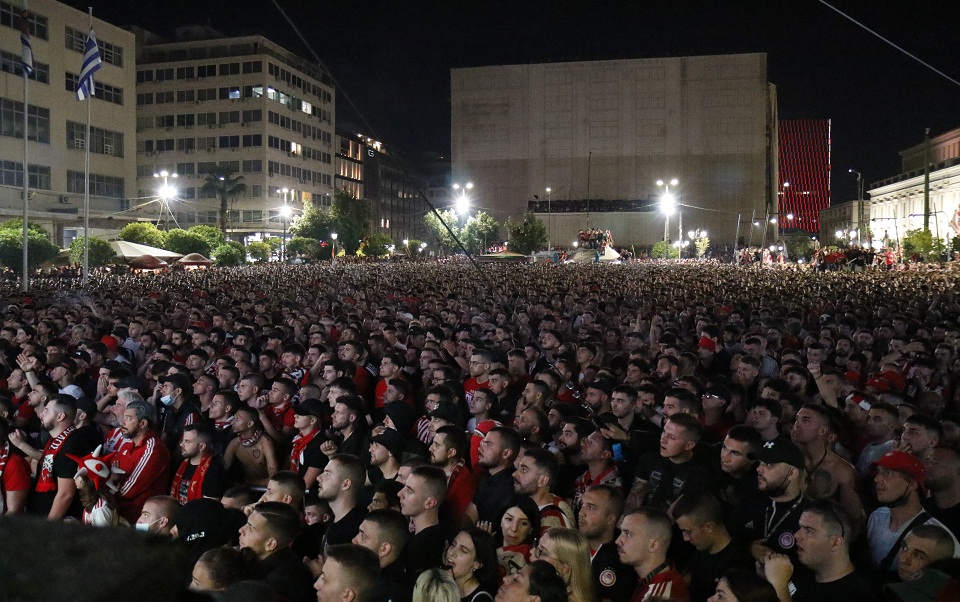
[806,448,828,484]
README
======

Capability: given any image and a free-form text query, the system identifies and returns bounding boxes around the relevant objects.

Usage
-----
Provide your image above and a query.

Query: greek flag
[76,28,102,101]
[19,10,33,75]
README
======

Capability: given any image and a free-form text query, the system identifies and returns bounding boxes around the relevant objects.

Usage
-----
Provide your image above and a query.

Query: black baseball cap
[748,438,805,470]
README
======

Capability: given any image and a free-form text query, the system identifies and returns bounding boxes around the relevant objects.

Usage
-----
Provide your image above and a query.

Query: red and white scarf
[36,426,76,493]
[289,428,320,472]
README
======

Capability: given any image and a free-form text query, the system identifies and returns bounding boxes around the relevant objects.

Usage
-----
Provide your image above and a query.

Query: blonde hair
[413,568,461,602]
[541,528,596,602]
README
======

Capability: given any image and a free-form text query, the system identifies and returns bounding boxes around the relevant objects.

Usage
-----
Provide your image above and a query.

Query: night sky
[66,0,960,203]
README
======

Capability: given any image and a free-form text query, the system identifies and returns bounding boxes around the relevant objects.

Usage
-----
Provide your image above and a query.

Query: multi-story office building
[778,119,831,234]
[133,26,335,240]
[0,0,135,245]
[451,53,778,247]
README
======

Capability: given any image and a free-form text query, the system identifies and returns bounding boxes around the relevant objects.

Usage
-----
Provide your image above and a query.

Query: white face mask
[135,517,161,533]
[160,394,175,406]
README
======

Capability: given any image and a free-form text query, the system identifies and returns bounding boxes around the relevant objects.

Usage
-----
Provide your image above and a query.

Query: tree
[505,212,547,255]
[328,189,369,255]
[266,237,283,260]
[69,237,116,267]
[902,228,945,261]
[461,211,501,254]
[651,240,679,259]
[247,241,272,263]
[785,232,816,261]
[407,238,425,258]
[424,209,461,254]
[0,219,49,237]
[286,237,319,260]
[163,229,211,256]
[361,233,393,257]
[199,167,247,236]
[695,236,711,258]
[0,229,60,273]
[212,243,245,267]
[119,222,166,248]
[290,198,333,242]
[187,225,225,251]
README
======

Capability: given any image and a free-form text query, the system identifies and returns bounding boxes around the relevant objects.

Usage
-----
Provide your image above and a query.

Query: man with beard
[225,406,279,487]
[321,395,370,464]
[316,454,367,551]
[747,438,810,563]
[467,426,520,524]
[577,485,634,602]
[171,424,228,505]
[114,399,171,524]
[513,447,574,532]
[428,425,475,527]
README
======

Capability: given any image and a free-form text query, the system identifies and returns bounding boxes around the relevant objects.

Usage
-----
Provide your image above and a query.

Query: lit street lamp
[657,178,678,246]
[453,182,473,216]
[280,205,292,262]
[545,187,552,250]
[153,170,179,228]
[330,232,338,263]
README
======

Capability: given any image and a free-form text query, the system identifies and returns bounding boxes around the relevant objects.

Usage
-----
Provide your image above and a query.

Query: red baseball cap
[873,451,926,493]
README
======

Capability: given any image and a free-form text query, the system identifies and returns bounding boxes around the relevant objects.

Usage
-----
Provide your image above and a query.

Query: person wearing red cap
[866,451,959,577]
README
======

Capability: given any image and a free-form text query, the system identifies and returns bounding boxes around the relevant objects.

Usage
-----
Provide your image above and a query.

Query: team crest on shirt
[599,569,616,587]
[779,532,796,549]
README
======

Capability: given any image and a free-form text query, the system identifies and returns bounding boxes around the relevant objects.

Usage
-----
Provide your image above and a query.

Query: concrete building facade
[134,26,335,240]
[451,53,778,247]
[0,0,136,245]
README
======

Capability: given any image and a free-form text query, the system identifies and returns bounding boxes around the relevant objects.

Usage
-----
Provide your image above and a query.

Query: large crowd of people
[2,260,960,602]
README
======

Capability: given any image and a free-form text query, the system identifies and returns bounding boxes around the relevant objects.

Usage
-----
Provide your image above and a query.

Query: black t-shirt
[923,498,960,540]
[591,542,635,602]
[297,436,329,479]
[634,452,718,511]
[322,505,367,554]
[474,467,517,524]
[176,458,230,500]
[369,561,411,602]
[685,540,754,602]
[28,428,98,518]
[403,523,447,585]
[792,570,879,602]
[748,495,810,561]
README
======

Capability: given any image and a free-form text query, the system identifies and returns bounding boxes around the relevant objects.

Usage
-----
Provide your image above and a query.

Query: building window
[0,98,49,143]
[242,61,262,74]
[0,161,50,189]
[66,170,124,198]
[197,88,217,101]
[218,87,241,100]
[136,93,153,106]
[66,121,124,157]
[176,66,195,79]
[177,89,195,103]
[242,109,262,123]
[155,91,174,104]
[65,73,123,105]
[242,160,262,173]
[1,3,47,39]
[242,134,262,147]
[65,26,122,66]
[196,64,216,78]
[219,135,240,149]
[176,138,195,152]
[177,114,195,127]
[218,63,240,76]
[0,50,48,83]
[177,162,196,175]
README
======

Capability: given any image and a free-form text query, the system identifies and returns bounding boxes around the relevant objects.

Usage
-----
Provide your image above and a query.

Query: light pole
[280,205,291,262]
[153,170,179,229]
[403,238,409,257]
[849,169,864,245]
[657,178,678,250]
[545,187,552,249]
[453,182,473,227]
[330,232,338,264]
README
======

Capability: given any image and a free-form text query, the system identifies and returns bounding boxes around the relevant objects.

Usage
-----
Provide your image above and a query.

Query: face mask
[135,518,161,533]
[160,395,174,406]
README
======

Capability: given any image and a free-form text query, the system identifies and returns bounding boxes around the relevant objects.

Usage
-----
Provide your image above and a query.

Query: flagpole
[20,1,30,292]
[82,7,92,286]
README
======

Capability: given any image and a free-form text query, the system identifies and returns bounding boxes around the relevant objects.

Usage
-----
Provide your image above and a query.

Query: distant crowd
[0,261,959,601]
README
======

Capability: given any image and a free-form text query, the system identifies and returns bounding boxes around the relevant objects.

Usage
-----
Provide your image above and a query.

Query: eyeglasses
[530,540,560,562]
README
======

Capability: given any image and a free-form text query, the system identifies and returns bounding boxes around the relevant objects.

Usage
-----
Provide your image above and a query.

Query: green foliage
[785,232,816,260]
[119,222,166,248]
[406,239,425,257]
[902,229,945,261]
[290,199,332,241]
[952,236,960,254]
[651,240,679,259]
[212,243,245,266]
[424,209,461,254]
[694,236,711,258]
[329,189,368,255]
[287,237,319,259]
[163,229,211,257]
[462,211,501,254]
[0,229,60,273]
[187,225,225,250]
[247,241,272,263]
[199,168,247,234]
[362,233,393,257]
[0,219,49,237]
[69,237,116,267]
[505,212,547,255]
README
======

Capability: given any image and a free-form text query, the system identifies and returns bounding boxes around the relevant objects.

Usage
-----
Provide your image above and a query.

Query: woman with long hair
[531,528,595,602]
[487,497,540,575]
[446,527,501,602]
[708,571,780,602]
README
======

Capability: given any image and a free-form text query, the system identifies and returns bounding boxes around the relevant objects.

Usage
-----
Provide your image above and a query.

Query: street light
[657,178,678,245]
[153,170,179,228]
[279,205,292,262]
[403,238,409,256]
[545,187,553,249]
[330,232,338,264]
[453,182,473,217]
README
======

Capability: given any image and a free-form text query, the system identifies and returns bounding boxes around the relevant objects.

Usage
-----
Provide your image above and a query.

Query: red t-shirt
[445,462,476,523]
[1,451,31,492]
[264,402,295,432]
[630,567,689,602]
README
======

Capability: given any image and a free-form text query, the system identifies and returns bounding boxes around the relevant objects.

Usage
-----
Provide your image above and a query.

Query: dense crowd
[2,261,960,602]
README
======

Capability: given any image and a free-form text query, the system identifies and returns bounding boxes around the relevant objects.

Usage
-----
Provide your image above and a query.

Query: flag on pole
[18,10,34,75]
[76,28,102,101]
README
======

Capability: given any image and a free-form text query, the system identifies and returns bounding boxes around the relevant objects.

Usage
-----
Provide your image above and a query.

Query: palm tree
[200,168,247,236]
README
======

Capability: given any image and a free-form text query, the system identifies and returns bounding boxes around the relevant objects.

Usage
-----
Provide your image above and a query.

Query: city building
[778,118,830,234]
[0,0,136,245]
[819,200,866,247]
[133,25,335,241]
[868,127,960,249]
[451,53,778,247]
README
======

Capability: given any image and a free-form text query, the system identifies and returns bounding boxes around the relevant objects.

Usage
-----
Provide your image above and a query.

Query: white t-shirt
[867,507,960,570]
